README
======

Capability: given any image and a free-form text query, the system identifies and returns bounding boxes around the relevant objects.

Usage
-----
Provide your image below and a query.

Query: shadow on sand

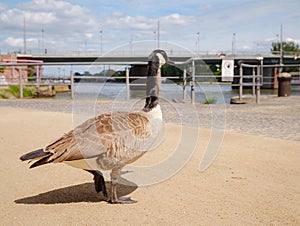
[15,179,138,204]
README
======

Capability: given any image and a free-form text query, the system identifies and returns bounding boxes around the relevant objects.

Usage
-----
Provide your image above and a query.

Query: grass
[203,97,217,104]
[0,92,9,99]
[5,85,36,98]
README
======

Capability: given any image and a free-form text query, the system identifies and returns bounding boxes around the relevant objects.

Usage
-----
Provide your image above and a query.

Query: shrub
[203,97,217,104]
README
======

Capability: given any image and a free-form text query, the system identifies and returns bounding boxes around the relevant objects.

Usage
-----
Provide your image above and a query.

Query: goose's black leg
[85,170,108,199]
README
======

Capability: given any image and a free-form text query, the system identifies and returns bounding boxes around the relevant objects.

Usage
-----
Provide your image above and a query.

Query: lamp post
[196,32,200,55]
[41,29,44,54]
[232,33,236,55]
[23,16,27,54]
[157,20,160,49]
[153,31,156,49]
[100,30,103,55]
[279,24,283,68]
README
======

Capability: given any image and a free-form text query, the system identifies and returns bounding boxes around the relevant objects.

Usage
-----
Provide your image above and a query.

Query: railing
[1,60,299,103]
[177,58,263,103]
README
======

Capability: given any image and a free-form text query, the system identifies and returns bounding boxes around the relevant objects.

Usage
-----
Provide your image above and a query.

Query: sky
[0,0,300,56]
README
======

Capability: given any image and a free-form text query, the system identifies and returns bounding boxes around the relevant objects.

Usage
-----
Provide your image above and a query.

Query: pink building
[0,54,28,84]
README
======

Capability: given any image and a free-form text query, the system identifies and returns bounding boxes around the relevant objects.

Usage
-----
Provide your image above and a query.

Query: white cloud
[161,13,194,25]
[85,33,93,39]
[0,3,6,11]
[286,37,300,45]
[25,11,56,24]
[0,0,299,54]
[21,0,75,11]
[4,37,23,47]
[112,11,125,17]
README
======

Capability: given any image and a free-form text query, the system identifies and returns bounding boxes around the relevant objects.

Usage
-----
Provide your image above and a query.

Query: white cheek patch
[156,53,166,66]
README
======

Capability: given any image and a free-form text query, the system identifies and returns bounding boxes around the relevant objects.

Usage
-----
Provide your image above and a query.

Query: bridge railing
[1,60,299,103]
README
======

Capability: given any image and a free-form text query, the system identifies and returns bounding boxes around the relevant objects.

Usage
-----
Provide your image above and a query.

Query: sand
[0,106,299,225]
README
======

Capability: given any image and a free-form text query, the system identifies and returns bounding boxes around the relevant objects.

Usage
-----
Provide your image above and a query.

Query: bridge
[15,52,300,65]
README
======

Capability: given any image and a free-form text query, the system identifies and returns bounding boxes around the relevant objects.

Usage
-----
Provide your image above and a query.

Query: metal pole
[23,17,27,54]
[197,32,200,56]
[70,70,74,99]
[191,60,195,104]
[256,65,260,104]
[36,65,39,85]
[41,29,44,54]
[125,66,130,100]
[157,20,160,49]
[256,61,262,104]
[232,33,236,55]
[12,66,15,83]
[19,66,23,99]
[100,30,103,55]
[252,67,256,96]
[239,64,243,101]
[183,68,187,100]
[280,24,283,67]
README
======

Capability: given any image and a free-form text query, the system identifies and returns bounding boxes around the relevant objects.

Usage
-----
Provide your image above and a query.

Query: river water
[56,82,300,104]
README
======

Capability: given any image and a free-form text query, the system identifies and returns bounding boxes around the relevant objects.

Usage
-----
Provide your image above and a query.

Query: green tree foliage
[161,65,183,83]
[0,66,5,73]
[271,41,300,54]
[271,41,300,72]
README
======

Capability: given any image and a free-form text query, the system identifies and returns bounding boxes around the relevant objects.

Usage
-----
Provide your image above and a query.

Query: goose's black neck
[143,96,159,112]
[146,60,160,97]
[144,49,169,112]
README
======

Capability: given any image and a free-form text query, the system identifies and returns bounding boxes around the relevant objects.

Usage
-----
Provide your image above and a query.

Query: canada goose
[20,49,173,204]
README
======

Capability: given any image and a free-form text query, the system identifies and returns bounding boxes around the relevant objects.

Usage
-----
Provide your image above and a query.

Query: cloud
[0,0,92,31]
[4,37,23,47]
[0,0,299,55]
[85,33,93,39]
[161,13,195,25]
[286,37,300,44]
[112,11,125,17]
[0,3,6,11]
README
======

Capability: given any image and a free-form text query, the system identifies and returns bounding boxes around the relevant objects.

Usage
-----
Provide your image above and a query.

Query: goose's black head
[147,49,173,77]
[145,49,173,101]
[142,96,159,112]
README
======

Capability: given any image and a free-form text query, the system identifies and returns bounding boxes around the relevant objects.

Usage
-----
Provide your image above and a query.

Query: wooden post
[252,67,256,96]
[183,68,187,100]
[256,64,261,104]
[36,65,39,85]
[19,66,23,99]
[239,64,243,101]
[191,60,195,104]
[70,70,74,99]
[125,66,130,100]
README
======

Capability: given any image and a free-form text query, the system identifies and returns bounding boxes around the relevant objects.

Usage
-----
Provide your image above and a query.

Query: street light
[278,25,283,73]
[232,33,236,55]
[100,30,103,55]
[41,29,44,54]
[153,31,156,48]
[196,32,200,55]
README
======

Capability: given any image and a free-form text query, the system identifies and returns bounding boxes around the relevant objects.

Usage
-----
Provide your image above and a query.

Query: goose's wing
[44,112,151,164]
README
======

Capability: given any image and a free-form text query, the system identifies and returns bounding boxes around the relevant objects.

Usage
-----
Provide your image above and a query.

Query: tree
[0,67,5,73]
[271,41,300,72]
[271,41,300,54]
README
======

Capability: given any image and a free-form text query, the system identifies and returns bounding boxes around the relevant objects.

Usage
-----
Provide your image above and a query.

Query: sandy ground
[0,107,300,225]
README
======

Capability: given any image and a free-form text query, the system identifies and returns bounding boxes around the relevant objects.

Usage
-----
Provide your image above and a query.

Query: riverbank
[1,96,300,141]
[0,105,299,225]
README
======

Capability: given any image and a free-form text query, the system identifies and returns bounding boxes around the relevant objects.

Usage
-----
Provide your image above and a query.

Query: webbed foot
[109,196,137,204]
[109,179,137,204]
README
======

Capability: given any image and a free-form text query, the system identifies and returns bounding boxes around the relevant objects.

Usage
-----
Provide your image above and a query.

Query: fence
[1,60,299,103]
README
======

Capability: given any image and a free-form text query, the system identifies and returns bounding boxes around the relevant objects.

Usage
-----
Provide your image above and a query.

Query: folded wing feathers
[20,148,49,161]
[27,112,152,166]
